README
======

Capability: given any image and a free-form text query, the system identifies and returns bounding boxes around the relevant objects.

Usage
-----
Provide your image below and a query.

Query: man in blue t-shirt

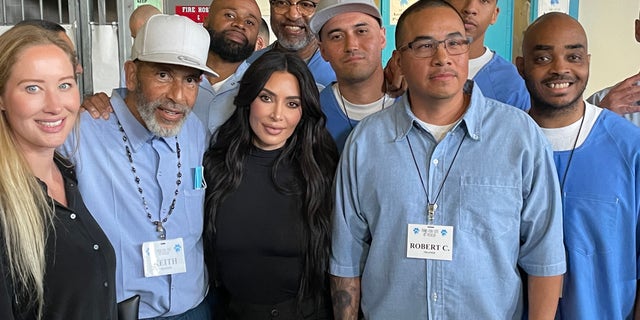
[518,12,640,319]
[310,0,394,152]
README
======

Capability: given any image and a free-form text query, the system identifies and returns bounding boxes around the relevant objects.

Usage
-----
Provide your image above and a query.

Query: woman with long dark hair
[203,51,338,319]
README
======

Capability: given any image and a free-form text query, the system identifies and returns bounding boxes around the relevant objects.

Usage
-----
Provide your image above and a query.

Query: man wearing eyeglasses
[248,0,336,89]
[330,1,565,319]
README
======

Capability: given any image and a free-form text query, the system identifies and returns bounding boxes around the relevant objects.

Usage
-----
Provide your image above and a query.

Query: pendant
[427,203,438,222]
[155,221,166,240]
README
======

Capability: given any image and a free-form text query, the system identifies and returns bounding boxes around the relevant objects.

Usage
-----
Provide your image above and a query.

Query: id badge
[407,224,454,261]
[142,237,187,277]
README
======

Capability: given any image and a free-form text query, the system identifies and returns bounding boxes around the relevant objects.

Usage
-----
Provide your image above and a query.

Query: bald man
[129,5,161,38]
[518,12,640,319]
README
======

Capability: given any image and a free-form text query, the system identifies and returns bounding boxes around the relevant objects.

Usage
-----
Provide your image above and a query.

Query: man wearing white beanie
[60,14,217,319]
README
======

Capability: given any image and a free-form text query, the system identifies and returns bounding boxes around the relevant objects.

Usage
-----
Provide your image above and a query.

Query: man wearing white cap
[310,0,392,152]
[60,15,216,319]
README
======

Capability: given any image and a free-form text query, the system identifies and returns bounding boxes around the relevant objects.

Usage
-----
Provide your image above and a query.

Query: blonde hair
[0,25,77,318]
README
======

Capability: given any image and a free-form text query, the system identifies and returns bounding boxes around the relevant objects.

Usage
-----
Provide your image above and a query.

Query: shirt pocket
[183,188,205,236]
[458,176,520,238]
[563,192,618,255]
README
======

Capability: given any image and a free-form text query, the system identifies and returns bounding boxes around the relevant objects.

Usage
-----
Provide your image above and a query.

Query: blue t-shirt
[473,51,530,111]
[554,104,640,319]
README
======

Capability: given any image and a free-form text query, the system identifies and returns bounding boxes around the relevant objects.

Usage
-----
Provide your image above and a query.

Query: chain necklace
[117,121,182,240]
[337,84,388,130]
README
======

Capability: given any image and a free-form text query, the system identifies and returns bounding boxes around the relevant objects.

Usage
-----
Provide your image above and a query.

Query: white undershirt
[415,119,457,143]
[468,46,493,79]
[539,102,602,151]
[210,76,231,93]
[332,84,395,120]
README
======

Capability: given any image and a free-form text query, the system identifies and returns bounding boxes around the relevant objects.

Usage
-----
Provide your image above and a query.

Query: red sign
[175,5,209,24]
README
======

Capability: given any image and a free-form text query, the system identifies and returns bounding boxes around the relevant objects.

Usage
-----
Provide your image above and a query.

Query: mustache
[146,99,190,114]
[542,75,576,83]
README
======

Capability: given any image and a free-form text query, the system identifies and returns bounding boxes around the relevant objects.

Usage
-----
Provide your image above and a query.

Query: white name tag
[407,224,454,261]
[142,238,187,277]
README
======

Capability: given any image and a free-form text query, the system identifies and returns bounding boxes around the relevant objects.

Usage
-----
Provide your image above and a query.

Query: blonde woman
[0,25,117,319]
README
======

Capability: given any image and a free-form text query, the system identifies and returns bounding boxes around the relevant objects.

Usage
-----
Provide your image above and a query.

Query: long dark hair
[203,51,338,305]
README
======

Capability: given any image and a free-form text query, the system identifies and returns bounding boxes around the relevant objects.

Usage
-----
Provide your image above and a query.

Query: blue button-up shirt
[61,89,207,318]
[331,82,566,319]
[192,61,250,144]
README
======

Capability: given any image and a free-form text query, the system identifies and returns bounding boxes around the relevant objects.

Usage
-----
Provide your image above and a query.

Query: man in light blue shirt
[194,0,262,143]
[61,15,217,319]
[82,0,262,145]
[329,1,565,319]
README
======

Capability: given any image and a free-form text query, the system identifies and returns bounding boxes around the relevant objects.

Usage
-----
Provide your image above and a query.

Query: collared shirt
[60,89,207,318]
[331,81,566,319]
[0,156,117,320]
[550,103,640,319]
[248,42,336,90]
[472,50,531,111]
[193,61,250,144]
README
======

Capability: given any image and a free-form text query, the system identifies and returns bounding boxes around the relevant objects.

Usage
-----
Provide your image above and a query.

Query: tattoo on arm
[330,276,361,320]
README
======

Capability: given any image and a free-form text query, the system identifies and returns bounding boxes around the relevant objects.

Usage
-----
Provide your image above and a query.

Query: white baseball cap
[131,14,218,77]
[309,0,382,36]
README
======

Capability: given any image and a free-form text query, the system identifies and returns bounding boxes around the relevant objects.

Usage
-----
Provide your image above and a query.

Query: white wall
[579,1,640,96]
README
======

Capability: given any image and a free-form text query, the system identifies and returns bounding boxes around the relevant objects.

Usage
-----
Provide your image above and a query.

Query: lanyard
[407,131,466,222]
[560,104,586,191]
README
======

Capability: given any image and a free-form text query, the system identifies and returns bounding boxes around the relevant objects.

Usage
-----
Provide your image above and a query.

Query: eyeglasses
[270,0,318,16]
[398,37,471,58]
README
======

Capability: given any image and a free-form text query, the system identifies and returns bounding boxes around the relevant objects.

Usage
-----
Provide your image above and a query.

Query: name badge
[407,224,453,261]
[142,238,187,277]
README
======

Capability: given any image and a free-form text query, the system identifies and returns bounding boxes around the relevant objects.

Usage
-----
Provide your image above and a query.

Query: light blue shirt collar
[111,88,179,153]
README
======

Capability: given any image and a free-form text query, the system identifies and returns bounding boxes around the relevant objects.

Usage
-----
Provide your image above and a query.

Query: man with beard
[82,0,261,143]
[194,0,261,142]
[249,0,336,89]
[310,0,393,151]
[60,15,217,319]
[517,12,640,319]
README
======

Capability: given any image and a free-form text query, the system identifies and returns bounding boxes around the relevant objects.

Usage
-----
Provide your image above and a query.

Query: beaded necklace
[118,121,182,240]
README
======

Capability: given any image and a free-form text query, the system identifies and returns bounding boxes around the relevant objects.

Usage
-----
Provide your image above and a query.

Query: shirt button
[432,159,439,165]
[270,308,279,317]
[103,282,108,287]
[93,244,99,250]
[70,213,76,220]
[432,291,438,301]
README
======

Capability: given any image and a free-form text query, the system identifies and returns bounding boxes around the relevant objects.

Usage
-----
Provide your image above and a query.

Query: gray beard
[276,32,314,52]
[135,86,189,137]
